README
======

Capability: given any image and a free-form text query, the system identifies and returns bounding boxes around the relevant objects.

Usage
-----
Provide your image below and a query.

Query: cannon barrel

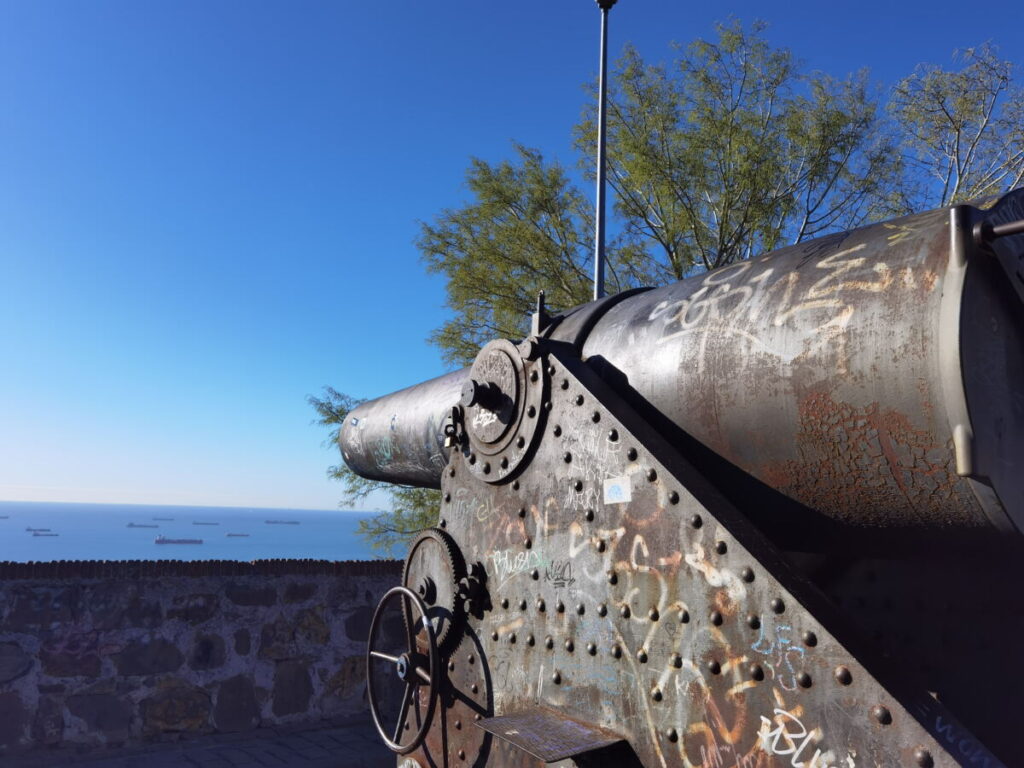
[340,191,1024,534]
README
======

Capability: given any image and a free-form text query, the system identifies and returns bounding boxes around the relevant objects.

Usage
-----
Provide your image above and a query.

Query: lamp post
[592,0,617,301]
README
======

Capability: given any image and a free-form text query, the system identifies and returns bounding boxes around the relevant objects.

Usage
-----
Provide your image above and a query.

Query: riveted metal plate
[476,707,624,762]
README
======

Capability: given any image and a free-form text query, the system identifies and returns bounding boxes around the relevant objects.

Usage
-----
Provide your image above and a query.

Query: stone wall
[0,559,402,756]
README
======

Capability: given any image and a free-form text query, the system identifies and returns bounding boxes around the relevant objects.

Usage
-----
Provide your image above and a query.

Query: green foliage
[890,43,1024,206]
[307,387,439,557]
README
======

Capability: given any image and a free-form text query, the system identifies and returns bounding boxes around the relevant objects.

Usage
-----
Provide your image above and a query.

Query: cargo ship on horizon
[155,535,202,545]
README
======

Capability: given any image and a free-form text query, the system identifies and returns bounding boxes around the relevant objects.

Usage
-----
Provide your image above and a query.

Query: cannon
[344,190,1024,767]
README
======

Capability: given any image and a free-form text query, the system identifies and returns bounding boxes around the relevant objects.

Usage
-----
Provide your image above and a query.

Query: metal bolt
[564,639,574,652]
[455,719,462,729]
[710,611,723,626]
[444,493,451,503]
[563,451,572,463]
[508,632,517,644]
[449,467,456,477]
[526,634,535,646]
[556,600,565,613]
[524,537,532,549]
[575,394,584,405]
[771,598,786,614]
[500,457,509,469]
[803,630,818,647]
[647,468,657,481]
[649,608,659,621]
[707,660,721,675]
[637,648,648,663]
[553,425,562,437]
[666,728,679,743]
[491,631,498,641]
[914,748,934,768]
[591,411,601,423]
[596,539,606,552]
[740,566,754,582]
[577,603,585,615]
[651,688,663,702]
[516,437,525,449]
[448,661,455,671]
[458,750,465,760]
[679,610,690,624]
[527,405,536,418]
[608,571,618,585]
[608,429,619,442]
[587,642,597,655]
[536,599,545,612]
[519,599,527,610]
[611,645,622,659]
[573,480,583,491]
[797,672,812,688]
[468,453,476,465]
[715,540,727,554]
[747,614,761,629]
[552,671,561,684]
[835,666,852,685]
[545,636,554,649]
[626,447,638,461]
[690,514,703,528]
[530,370,539,382]
[560,378,569,390]
[500,598,509,609]
[512,479,520,489]
[467,654,475,664]
[439,519,447,528]
[474,714,481,721]
[668,490,679,504]
[547,364,556,376]
[482,462,491,474]
[671,653,682,668]
[620,605,631,619]
[471,683,478,693]
[518,507,527,518]
[531,568,539,580]
[585,508,594,522]
[749,663,765,681]
[872,705,892,725]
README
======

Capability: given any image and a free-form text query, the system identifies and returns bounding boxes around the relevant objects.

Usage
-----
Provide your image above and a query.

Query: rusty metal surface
[476,708,624,762]
[341,192,1024,536]
[380,343,1007,767]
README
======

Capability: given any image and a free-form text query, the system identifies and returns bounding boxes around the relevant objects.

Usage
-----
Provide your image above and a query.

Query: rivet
[690,514,703,528]
[576,603,585,615]
[524,537,532,549]
[647,468,657,481]
[545,636,554,650]
[449,467,456,477]
[512,479,520,489]
[803,630,818,647]
[474,714,481,721]
[468,453,476,465]
[585,508,594,522]
[471,683,478,693]
[596,539,606,553]
[872,705,892,725]
[482,462,491,474]
[467,654,475,664]
[531,568,539,580]
[455,719,462,729]
[597,603,607,617]
[573,480,583,491]
[835,666,852,685]
[747,614,761,629]
[516,437,525,449]
[491,631,498,641]
[608,571,618,585]
[620,605,631,619]
[530,370,539,382]
[749,663,765,681]
[707,660,721,675]
[553,425,562,437]
[771,598,785,614]
[611,645,622,659]
[710,611,723,626]
[552,671,561,684]
[519,599,527,610]
[666,728,679,742]
[526,633,535,646]
[740,566,754,582]
[560,379,569,390]
[500,457,509,469]
[556,600,565,613]
[536,599,546,612]
[527,405,536,418]
[587,642,597,655]
[671,653,682,668]
[448,661,455,671]
[591,411,601,423]
[458,749,465,760]
[914,748,934,768]
[439,519,447,528]
[444,493,451,503]
[797,672,812,688]
[575,394,584,406]
[649,608,660,621]
[608,429,619,442]
[637,649,648,663]
[651,688,663,702]
[508,632,517,644]
[679,610,690,624]
[668,490,679,504]
[563,451,572,463]
[715,540,727,554]
[500,598,509,609]
[518,507,527,518]
[547,365,556,376]
[544,400,552,411]
[564,639,574,652]
[626,447,638,461]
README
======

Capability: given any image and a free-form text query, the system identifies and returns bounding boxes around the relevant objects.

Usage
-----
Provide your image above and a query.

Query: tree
[890,43,1024,206]
[308,387,439,557]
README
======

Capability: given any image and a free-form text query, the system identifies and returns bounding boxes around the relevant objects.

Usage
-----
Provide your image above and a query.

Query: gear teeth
[401,527,467,651]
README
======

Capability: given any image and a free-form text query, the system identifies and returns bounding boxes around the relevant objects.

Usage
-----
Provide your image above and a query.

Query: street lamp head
[595,0,617,9]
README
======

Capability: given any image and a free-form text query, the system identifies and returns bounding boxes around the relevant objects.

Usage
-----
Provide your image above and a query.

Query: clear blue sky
[2,1,1021,510]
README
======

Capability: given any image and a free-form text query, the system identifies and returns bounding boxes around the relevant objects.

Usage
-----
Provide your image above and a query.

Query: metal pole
[593,0,616,301]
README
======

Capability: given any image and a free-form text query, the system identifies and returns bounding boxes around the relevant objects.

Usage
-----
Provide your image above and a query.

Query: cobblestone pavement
[6,719,394,768]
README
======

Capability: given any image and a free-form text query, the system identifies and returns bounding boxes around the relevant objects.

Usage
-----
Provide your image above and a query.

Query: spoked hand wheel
[366,585,440,754]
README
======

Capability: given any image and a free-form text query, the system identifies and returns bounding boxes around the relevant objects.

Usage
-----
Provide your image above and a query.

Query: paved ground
[7,718,394,768]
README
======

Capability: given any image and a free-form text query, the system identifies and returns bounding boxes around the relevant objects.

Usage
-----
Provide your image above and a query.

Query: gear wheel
[401,528,467,652]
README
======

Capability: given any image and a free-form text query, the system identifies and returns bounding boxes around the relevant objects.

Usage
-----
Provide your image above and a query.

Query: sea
[0,500,384,562]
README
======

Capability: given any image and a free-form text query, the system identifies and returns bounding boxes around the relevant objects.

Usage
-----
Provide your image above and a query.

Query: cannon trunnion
[351,192,1024,767]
